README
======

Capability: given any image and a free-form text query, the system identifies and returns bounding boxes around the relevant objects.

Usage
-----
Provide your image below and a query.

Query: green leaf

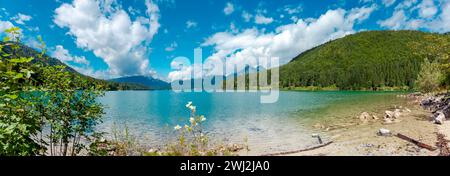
[6,94,18,100]
[14,73,23,79]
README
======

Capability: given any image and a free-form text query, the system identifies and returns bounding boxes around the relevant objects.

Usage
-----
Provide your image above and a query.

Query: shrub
[414,58,444,93]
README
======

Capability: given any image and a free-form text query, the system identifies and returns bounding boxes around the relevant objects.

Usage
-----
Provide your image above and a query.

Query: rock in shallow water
[378,128,392,136]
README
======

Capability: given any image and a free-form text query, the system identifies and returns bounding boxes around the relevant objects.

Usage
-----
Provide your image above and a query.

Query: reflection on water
[97,90,406,155]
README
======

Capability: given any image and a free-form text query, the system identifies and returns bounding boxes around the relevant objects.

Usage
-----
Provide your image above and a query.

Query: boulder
[378,128,392,136]
[421,96,437,110]
[359,112,371,123]
[384,111,394,119]
[384,110,401,119]
[441,104,450,119]
[434,112,446,125]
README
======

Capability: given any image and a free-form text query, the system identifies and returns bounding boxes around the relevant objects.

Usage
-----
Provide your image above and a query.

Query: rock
[434,112,446,125]
[228,144,244,152]
[394,109,402,118]
[384,111,394,119]
[441,104,450,119]
[383,118,393,124]
[359,112,371,123]
[147,148,157,153]
[313,123,324,129]
[384,110,401,119]
[421,96,436,110]
[372,115,379,120]
[404,108,412,113]
[378,128,392,136]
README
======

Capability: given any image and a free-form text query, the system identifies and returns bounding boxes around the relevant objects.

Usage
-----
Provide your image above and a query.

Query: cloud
[71,65,110,79]
[165,42,178,52]
[359,0,375,4]
[242,11,252,22]
[378,0,449,33]
[49,45,106,79]
[53,0,161,77]
[282,4,303,15]
[186,20,197,28]
[0,20,22,38]
[168,61,202,81]
[168,5,376,81]
[382,0,396,7]
[254,14,274,24]
[51,45,89,65]
[11,13,32,25]
[378,10,407,30]
[0,20,15,33]
[224,2,234,15]
[417,0,437,18]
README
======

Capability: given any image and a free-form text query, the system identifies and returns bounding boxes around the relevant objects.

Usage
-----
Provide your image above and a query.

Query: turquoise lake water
[97,90,405,154]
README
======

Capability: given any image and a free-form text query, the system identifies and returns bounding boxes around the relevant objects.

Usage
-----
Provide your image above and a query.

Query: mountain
[1,42,150,90]
[278,30,450,90]
[110,76,171,90]
[1,42,78,73]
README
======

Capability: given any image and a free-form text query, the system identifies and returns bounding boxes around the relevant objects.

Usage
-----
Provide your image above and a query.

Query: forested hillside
[0,42,150,90]
[279,30,450,90]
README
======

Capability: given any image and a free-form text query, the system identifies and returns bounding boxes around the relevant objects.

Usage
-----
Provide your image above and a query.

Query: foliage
[0,27,43,155]
[165,101,209,156]
[278,30,450,90]
[0,27,105,156]
[414,58,444,93]
[88,124,144,156]
[149,102,241,156]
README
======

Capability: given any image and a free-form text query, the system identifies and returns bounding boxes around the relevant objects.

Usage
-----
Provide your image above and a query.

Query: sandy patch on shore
[283,105,441,156]
[438,121,450,141]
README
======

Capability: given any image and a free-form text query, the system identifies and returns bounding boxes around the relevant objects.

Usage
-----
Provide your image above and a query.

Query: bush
[414,58,444,93]
[0,27,105,156]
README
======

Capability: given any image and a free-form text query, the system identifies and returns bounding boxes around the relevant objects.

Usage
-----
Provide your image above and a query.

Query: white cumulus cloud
[254,14,274,24]
[417,0,437,18]
[378,0,450,33]
[165,42,178,52]
[382,0,397,7]
[241,11,252,22]
[11,13,32,25]
[0,20,15,33]
[52,45,90,65]
[186,20,198,29]
[224,2,235,15]
[168,5,376,81]
[53,0,161,77]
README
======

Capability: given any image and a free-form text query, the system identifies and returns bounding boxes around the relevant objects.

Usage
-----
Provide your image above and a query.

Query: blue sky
[1,0,449,81]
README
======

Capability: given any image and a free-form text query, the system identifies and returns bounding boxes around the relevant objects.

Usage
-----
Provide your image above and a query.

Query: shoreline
[277,94,449,156]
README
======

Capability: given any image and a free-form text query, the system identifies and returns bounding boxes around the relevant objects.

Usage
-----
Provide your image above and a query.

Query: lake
[97,90,407,155]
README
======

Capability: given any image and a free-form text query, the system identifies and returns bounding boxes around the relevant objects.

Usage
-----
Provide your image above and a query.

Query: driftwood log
[261,141,333,156]
[396,133,437,151]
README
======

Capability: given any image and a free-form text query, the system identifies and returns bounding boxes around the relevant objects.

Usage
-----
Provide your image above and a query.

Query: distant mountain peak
[109,75,170,90]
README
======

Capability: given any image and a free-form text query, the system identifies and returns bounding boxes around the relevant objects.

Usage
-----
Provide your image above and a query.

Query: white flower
[189,106,196,111]
[185,101,192,108]
[189,117,195,124]
[174,125,181,130]
[184,125,189,129]
[200,115,206,122]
